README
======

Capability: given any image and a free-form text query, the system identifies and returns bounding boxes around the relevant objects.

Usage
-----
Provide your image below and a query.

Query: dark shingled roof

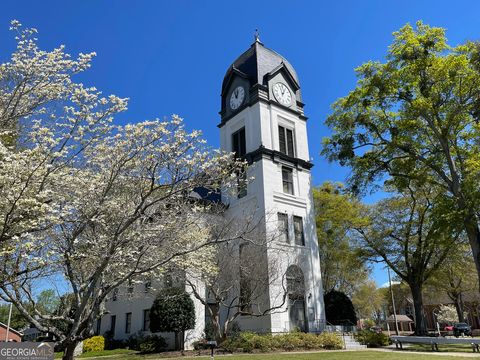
[222,40,300,95]
[190,187,221,203]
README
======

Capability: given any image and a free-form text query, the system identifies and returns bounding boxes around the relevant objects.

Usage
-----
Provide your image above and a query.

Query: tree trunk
[410,283,427,336]
[208,308,223,342]
[463,215,480,293]
[174,331,180,351]
[62,341,79,360]
[454,292,465,323]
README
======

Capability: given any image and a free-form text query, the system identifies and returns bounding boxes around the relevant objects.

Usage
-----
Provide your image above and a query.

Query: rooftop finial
[254,29,260,43]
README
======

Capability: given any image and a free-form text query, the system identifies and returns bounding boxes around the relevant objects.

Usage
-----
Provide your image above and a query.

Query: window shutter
[287,129,294,156]
[279,126,286,154]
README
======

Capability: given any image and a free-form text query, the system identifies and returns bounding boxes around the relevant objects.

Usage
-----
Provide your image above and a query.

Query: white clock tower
[219,37,325,333]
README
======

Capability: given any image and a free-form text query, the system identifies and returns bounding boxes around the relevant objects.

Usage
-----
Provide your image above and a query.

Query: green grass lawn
[55,349,134,358]
[406,343,475,353]
[74,350,475,360]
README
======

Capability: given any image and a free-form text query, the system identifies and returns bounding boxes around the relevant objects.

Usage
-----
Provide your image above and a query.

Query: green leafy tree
[323,21,480,290]
[36,289,60,315]
[149,287,195,351]
[351,280,384,322]
[378,281,412,318]
[324,290,357,326]
[313,182,370,296]
[0,303,29,330]
[426,244,478,322]
[356,187,460,335]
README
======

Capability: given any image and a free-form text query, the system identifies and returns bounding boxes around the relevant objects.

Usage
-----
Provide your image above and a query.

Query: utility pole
[388,267,399,335]
[5,302,12,342]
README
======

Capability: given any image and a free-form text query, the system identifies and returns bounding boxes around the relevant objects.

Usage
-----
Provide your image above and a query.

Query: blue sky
[1,0,479,287]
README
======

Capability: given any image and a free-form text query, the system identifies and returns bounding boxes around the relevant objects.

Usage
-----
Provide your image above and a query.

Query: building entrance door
[286,265,308,332]
[289,298,307,331]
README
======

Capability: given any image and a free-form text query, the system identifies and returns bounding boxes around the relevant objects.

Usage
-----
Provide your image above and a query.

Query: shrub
[138,335,167,354]
[220,330,343,353]
[250,334,273,352]
[192,340,207,350]
[149,287,195,351]
[355,330,390,347]
[123,332,167,353]
[298,332,323,349]
[103,330,125,350]
[83,336,105,353]
[279,333,303,351]
[204,322,216,341]
[324,290,357,326]
[317,332,343,350]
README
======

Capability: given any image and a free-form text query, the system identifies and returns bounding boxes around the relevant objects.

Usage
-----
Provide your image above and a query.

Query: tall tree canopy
[0,21,245,360]
[323,21,480,289]
[351,280,384,322]
[313,182,369,296]
[356,187,460,335]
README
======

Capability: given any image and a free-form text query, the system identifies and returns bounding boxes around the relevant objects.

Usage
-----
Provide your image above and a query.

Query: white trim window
[277,213,289,243]
[282,167,294,195]
[293,216,305,246]
[278,125,295,157]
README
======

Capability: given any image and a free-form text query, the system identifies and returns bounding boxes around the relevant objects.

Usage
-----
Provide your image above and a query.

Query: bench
[391,335,480,353]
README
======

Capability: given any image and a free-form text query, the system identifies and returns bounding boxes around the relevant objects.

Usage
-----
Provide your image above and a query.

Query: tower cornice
[244,145,313,170]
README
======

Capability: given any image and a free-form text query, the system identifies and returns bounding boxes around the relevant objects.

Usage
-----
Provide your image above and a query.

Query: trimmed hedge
[355,330,390,347]
[83,336,105,353]
[138,335,167,353]
[221,331,343,353]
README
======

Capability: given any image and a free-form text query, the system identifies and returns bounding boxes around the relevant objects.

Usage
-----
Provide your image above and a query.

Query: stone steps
[342,335,368,350]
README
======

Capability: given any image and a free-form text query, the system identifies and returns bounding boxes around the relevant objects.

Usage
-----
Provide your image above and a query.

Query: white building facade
[100,38,325,348]
[219,38,325,334]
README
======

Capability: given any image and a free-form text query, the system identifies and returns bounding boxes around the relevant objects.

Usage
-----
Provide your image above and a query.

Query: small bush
[355,330,390,347]
[83,336,105,353]
[204,322,216,341]
[279,333,304,351]
[219,331,343,353]
[299,332,323,349]
[193,340,208,350]
[317,332,343,349]
[138,335,167,354]
[103,331,125,350]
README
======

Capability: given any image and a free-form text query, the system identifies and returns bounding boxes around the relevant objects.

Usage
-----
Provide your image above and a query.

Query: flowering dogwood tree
[0,21,245,360]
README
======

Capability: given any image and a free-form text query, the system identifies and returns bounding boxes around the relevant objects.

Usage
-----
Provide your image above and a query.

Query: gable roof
[386,314,413,322]
[0,321,23,336]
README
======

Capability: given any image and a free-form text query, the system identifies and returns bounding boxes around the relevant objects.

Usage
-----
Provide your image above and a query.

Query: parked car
[453,323,472,337]
[444,324,454,332]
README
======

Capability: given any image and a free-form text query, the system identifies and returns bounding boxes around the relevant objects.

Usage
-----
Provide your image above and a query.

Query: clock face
[273,83,292,106]
[229,86,245,110]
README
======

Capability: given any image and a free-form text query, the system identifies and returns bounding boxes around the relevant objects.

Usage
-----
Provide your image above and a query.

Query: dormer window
[278,126,294,157]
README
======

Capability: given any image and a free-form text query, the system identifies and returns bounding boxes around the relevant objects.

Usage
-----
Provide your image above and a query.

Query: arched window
[286,265,305,300]
[286,265,307,332]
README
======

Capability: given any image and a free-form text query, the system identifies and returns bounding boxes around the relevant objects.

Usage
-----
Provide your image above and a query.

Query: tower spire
[254,29,262,45]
